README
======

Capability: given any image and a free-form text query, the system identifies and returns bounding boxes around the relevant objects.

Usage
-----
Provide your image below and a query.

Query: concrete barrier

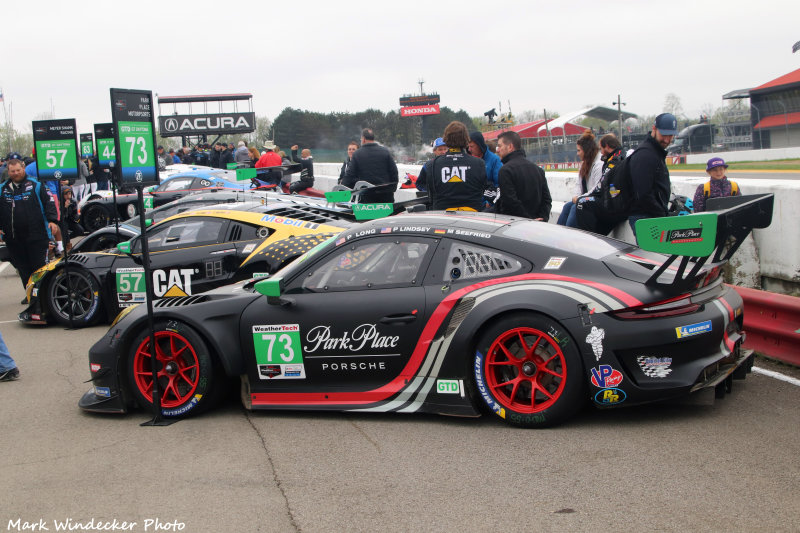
[314,162,798,294]
[685,146,800,164]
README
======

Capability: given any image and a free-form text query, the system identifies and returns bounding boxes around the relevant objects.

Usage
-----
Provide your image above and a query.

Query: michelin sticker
[474,353,505,419]
[676,320,712,338]
[543,256,567,270]
[585,326,605,360]
[253,324,306,380]
[637,356,673,378]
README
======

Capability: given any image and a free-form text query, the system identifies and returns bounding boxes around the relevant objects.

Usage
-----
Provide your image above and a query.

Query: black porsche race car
[79,194,773,427]
[21,207,349,327]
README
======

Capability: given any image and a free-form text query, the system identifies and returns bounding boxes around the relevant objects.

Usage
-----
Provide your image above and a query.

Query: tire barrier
[733,285,800,367]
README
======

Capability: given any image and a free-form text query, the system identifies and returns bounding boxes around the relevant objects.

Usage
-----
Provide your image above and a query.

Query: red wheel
[473,314,585,427]
[484,327,567,413]
[127,322,219,417]
[132,331,200,408]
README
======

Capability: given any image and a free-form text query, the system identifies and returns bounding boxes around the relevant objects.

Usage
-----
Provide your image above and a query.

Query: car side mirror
[116,241,132,254]
[254,277,293,306]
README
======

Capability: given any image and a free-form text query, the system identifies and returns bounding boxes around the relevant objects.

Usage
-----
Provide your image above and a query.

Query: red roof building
[749,68,800,148]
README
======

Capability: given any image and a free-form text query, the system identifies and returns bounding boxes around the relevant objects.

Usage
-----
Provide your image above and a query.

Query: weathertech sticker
[116,267,146,306]
[253,324,306,379]
[543,257,567,270]
[676,320,712,338]
[637,356,673,377]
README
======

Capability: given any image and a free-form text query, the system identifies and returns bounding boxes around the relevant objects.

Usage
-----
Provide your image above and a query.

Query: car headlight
[29,260,59,285]
[111,304,139,327]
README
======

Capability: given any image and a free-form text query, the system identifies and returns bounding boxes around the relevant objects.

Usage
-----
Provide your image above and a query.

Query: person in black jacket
[338,141,358,184]
[494,131,551,220]
[289,145,314,193]
[218,144,234,169]
[426,122,486,211]
[342,128,398,204]
[208,143,221,169]
[627,113,676,230]
[0,159,59,291]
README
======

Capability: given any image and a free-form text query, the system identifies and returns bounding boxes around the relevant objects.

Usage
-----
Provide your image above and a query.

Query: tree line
[271,106,476,151]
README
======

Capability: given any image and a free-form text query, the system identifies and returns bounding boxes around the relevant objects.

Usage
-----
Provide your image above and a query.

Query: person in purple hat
[692,157,740,212]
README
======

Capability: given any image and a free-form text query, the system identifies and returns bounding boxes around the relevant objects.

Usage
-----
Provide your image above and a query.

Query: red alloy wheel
[132,331,200,408]
[485,327,567,413]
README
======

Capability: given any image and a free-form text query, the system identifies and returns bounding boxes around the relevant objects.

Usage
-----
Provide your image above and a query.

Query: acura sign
[158,112,256,136]
[400,104,440,117]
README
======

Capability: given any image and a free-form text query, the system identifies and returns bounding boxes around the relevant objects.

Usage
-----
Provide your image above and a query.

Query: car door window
[158,177,194,192]
[300,238,433,292]
[442,241,524,282]
[134,217,227,252]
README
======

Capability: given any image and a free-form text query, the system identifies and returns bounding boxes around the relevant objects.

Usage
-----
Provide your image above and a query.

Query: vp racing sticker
[253,324,306,379]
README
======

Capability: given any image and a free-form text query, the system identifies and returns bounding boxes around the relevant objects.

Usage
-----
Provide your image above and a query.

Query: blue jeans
[557,201,579,227]
[628,214,650,244]
[0,330,16,372]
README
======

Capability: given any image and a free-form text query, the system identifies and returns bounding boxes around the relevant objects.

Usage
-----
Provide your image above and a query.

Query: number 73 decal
[253,324,306,380]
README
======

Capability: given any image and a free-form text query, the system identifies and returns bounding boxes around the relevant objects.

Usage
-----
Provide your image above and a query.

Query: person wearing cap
[255,141,282,168]
[254,141,283,187]
[338,141,359,184]
[468,131,503,209]
[692,157,740,213]
[627,112,677,229]
[415,137,448,193]
[426,122,486,211]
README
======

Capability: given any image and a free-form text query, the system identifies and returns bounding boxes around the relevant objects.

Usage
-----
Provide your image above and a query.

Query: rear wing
[324,182,429,220]
[634,193,773,288]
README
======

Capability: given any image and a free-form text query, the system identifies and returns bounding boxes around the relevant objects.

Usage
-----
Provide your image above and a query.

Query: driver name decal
[253,324,306,380]
[303,324,399,353]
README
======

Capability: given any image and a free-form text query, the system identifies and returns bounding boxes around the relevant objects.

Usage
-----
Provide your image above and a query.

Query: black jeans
[5,238,50,289]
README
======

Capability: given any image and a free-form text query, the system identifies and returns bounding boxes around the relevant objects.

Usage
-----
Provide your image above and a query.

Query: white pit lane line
[752,366,800,387]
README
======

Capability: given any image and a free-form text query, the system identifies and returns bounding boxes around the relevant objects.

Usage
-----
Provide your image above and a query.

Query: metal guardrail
[733,285,800,367]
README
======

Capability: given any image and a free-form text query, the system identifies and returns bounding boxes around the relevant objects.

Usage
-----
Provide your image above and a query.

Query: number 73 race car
[80,194,773,427]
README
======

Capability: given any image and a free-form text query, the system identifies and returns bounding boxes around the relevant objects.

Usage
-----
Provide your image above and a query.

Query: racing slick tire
[471,313,585,428]
[46,267,103,327]
[82,203,111,232]
[127,322,222,418]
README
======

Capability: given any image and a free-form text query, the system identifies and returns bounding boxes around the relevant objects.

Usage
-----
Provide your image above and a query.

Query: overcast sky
[1,0,798,137]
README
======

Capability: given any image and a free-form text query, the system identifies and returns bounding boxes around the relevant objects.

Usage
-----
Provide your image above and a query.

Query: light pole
[750,104,764,149]
[612,94,626,147]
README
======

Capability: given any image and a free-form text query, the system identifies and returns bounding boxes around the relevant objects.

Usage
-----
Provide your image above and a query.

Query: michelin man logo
[585,326,605,360]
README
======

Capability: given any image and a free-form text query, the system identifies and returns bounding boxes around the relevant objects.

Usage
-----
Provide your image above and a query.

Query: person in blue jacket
[468,131,502,209]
